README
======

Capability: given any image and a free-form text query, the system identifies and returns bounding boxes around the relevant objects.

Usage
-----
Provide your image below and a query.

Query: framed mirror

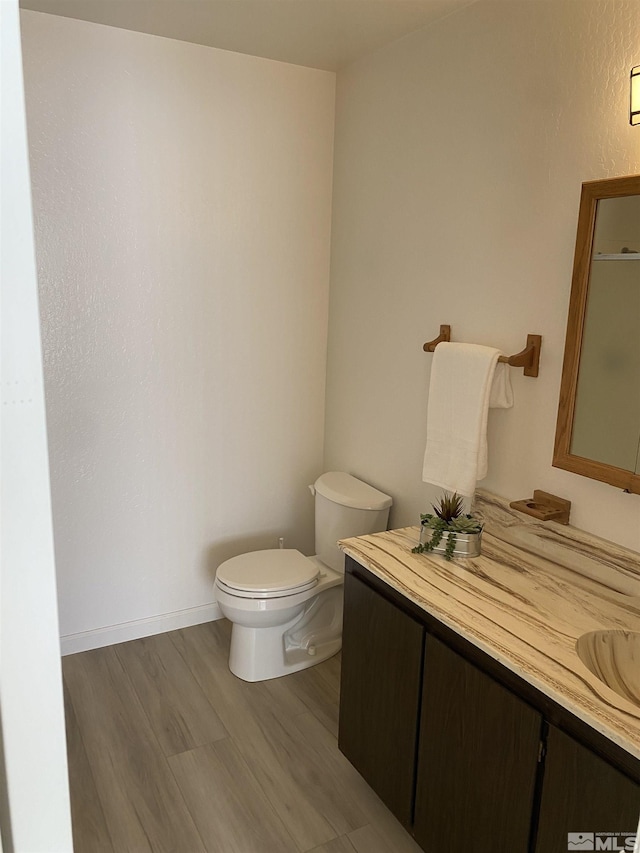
[554,174,640,494]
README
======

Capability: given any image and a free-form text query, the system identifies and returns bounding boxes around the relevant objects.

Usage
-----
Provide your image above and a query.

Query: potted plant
[411,492,483,560]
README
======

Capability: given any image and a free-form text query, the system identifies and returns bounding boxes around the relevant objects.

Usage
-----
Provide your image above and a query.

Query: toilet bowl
[215,553,343,681]
[214,472,392,682]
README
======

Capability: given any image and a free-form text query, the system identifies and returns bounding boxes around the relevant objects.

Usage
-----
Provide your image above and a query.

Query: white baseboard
[60,602,223,656]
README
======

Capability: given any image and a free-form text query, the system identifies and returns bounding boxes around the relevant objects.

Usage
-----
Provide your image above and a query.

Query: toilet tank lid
[314,472,392,511]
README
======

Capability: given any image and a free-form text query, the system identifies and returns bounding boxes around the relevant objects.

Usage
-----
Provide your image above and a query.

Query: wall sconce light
[631,66,640,125]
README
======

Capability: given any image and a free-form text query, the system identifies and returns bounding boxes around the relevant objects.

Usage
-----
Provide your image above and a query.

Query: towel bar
[423,325,542,377]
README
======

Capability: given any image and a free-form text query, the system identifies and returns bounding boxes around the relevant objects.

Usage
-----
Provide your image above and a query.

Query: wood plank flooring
[63,619,423,853]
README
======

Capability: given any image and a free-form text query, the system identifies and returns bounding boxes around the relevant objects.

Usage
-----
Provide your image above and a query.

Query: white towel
[489,362,514,409]
[422,342,507,497]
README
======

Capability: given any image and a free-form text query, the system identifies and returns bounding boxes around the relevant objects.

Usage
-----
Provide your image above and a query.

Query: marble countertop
[339,490,640,760]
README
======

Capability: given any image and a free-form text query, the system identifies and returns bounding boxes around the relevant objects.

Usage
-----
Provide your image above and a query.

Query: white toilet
[214,472,392,682]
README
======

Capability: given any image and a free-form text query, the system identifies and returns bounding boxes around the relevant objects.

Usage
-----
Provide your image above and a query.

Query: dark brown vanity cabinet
[414,636,542,852]
[338,567,424,827]
[534,726,640,853]
[339,559,640,853]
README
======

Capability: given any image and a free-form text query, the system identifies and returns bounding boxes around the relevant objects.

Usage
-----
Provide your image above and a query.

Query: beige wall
[21,11,335,649]
[325,0,640,550]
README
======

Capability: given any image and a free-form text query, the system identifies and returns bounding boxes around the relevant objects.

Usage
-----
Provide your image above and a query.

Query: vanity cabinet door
[414,635,542,853]
[534,725,640,853]
[338,571,424,828]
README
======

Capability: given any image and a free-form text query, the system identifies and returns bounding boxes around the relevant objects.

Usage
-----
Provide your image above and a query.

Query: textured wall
[21,11,335,643]
[325,0,640,550]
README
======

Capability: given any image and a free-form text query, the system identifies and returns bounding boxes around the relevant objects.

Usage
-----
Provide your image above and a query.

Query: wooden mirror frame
[553,174,640,494]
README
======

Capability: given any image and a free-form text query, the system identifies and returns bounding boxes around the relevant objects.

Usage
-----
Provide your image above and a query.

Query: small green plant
[411,492,483,561]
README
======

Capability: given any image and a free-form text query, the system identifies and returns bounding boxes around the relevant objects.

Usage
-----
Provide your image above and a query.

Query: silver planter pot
[419,525,482,558]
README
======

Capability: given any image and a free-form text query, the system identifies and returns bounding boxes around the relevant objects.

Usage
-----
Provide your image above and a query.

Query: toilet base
[228,585,343,682]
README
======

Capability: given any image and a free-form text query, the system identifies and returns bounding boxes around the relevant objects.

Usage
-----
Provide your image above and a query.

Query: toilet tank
[312,472,392,573]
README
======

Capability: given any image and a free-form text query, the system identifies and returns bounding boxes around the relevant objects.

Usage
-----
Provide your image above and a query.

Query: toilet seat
[216,549,320,599]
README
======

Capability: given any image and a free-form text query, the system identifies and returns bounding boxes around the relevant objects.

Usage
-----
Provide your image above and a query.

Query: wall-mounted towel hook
[422,325,451,352]
[423,326,542,377]
[505,335,542,376]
